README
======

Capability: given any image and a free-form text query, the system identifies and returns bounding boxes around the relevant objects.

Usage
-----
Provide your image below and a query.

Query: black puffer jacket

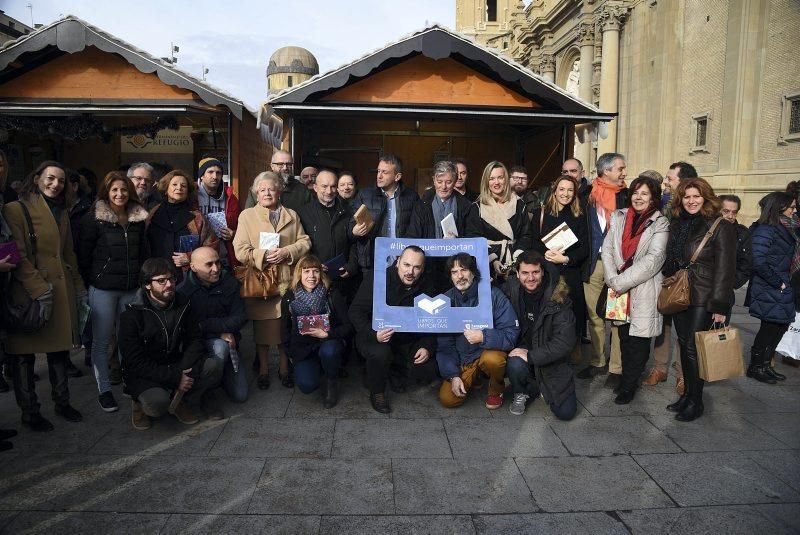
[663,214,736,314]
[118,289,206,397]
[297,197,357,275]
[78,200,149,290]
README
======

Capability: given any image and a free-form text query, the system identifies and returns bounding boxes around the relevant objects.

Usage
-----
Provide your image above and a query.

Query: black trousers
[673,306,712,399]
[617,323,652,392]
[752,320,790,353]
[356,333,437,394]
[11,351,71,417]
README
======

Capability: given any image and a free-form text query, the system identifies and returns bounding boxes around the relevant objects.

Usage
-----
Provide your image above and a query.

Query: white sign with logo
[121,125,194,154]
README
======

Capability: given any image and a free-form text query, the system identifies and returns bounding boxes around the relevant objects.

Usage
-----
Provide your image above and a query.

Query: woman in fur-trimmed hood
[77,171,150,413]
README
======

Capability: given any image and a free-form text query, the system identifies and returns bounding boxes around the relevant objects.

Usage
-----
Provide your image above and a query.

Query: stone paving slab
[644,413,787,453]
[618,505,796,535]
[393,458,537,514]
[753,503,800,534]
[443,417,569,458]
[634,452,800,507]
[573,380,676,417]
[319,515,476,534]
[389,384,492,419]
[746,449,800,493]
[472,512,629,534]
[88,415,227,457]
[741,412,800,448]
[247,458,394,515]
[515,455,676,512]
[1,511,169,534]
[209,417,334,458]
[161,514,321,534]
[331,418,452,459]
[548,415,682,456]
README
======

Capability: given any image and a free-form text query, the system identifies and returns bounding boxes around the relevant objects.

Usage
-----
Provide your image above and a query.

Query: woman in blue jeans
[78,171,149,413]
[281,255,352,408]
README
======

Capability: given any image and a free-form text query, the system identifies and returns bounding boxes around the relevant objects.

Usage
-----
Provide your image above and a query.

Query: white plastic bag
[776,312,800,361]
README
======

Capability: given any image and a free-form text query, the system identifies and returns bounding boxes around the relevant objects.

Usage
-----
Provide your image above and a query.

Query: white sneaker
[509,393,530,416]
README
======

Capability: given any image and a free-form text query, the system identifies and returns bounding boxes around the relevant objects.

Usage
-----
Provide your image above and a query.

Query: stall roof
[266,25,613,123]
[0,15,249,120]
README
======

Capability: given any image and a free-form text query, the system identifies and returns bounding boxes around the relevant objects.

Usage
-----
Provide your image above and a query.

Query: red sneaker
[485,393,504,410]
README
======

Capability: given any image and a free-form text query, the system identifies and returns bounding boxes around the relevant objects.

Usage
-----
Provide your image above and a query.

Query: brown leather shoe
[675,376,685,395]
[171,402,199,425]
[131,401,151,431]
[642,368,667,386]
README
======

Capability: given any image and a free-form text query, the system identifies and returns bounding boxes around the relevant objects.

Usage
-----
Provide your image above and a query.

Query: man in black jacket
[178,247,248,403]
[349,154,419,272]
[719,195,752,318]
[349,246,438,413]
[503,251,578,420]
[119,258,223,431]
[244,150,313,211]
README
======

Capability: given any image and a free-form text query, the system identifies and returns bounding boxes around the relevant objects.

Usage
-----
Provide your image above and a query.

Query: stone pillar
[540,54,556,82]
[577,22,595,172]
[597,5,628,155]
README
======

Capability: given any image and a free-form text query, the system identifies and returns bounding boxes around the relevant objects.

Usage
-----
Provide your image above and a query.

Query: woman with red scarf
[600,176,669,404]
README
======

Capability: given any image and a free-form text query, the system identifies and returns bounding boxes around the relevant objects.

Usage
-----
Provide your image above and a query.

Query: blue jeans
[88,286,136,394]
[506,356,577,421]
[293,340,344,394]
[206,339,249,403]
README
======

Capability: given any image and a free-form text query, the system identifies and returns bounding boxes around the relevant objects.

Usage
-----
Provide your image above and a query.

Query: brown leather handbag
[657,217,722,315]
[234,259,280,299]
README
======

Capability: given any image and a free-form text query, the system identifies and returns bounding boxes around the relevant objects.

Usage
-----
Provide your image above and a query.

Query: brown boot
[675,376,685,395]
[171,402,199,425]
[642,368,667,386]
[131,401,151,431]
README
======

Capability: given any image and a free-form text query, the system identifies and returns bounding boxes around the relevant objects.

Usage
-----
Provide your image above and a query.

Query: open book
[541,222,578,252]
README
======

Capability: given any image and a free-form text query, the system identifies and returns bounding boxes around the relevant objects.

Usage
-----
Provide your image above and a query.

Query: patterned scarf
[780,214,800,275]
[290,284,329,317]
[589,177,625,225]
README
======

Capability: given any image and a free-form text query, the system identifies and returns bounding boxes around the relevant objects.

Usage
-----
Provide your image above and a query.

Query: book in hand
[605,288,631,322]
[354,204,373,226]
[440,213,458,238]
[541,222,578,252]
[0,240,21,265]
[178,234,200,253]
[324,253,347,279]
[259,232,280,250]
[298,313,330,335]
[206,212,229,238]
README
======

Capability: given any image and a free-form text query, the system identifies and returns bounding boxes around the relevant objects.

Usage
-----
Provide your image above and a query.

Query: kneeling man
[437,253,519,409]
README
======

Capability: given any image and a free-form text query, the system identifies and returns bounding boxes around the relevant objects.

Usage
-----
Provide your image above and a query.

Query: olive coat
[2,193,86,354]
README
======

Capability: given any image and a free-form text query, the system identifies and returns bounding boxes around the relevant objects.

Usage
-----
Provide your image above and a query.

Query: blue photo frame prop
[372,237,494,333]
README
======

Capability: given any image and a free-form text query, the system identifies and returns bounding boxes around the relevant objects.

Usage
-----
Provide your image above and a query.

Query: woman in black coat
[746,192,798,383]
[530,176,589,350]
[662,178,735,422]
[78,171,149,412]
[281,255,352,408]
[467,161,532,281]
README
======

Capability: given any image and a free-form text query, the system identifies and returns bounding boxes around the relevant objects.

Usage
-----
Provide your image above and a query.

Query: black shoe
[370,392,391,414]
[0,375,9,393]
[279,371,294,389]
[765,365,786,381]
[0,429,17,440]
[675,399,704,422]
[614,389,636,405]
[666,395,689,413]
[66,360,83,378]
[576,365,606,379]
[54,404,83,422]
[21,413,54,432]
[604,373,621,390]
[98,391,119,413]
[258,374,271,390]
[747,364,777,384]
[0,441,12,452]
[323,377,339,409]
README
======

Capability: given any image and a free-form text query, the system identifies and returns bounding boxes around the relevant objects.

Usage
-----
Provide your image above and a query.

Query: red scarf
[620,208,654,269]
[589,177,625,224]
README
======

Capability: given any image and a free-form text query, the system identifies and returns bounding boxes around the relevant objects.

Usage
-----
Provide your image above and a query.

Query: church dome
[267,46,319,77]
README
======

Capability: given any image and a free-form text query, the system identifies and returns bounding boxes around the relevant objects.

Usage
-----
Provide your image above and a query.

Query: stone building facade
[456,0,800,221]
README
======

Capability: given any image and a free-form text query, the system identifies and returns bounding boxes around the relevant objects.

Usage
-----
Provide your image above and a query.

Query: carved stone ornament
[539,54,556,72]
[599,5,629,32]
[577,23,594,46]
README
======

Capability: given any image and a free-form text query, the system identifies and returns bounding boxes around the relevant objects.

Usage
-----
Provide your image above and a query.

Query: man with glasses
[119,258,223,430]
[245,150,312,211]
[510,165,539,216]
[127,162,160,210]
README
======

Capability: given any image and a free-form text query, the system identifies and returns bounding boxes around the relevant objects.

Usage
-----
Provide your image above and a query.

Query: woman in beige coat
[234,171,310,390]
[2,161,87,432]
[601,175,669,405]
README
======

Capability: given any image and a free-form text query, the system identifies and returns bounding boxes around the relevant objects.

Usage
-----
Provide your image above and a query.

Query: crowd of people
[0,146,797,451]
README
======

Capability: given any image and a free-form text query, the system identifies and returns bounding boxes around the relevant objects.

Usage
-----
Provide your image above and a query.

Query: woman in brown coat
[2,161,87,432]
[234,171,311,390]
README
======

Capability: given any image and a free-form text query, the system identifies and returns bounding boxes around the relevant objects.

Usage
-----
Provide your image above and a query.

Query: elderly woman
[281,255,352,408]
[2,161,87,432]
[601,176,669,404]
[467,161,532,280]
[234,171,311,390]
[147,169,216,281]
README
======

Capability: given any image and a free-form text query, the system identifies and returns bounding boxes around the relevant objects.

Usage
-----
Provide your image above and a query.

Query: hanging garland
[0,116,180,143]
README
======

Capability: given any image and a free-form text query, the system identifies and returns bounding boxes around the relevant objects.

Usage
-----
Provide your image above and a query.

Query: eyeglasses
[151,276,177,285]
[271,162,293,168]
[511,175,528,181]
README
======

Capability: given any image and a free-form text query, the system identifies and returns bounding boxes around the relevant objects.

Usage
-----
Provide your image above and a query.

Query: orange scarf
[589,177,625,224]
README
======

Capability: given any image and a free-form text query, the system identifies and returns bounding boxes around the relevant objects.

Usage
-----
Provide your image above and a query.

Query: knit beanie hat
[198,157,224,178]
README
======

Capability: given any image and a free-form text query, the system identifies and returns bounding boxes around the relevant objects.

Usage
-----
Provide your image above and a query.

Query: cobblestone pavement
[0,292,798,534]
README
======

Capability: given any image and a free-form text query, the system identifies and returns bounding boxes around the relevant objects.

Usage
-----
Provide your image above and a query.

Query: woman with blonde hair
[467,161,532,280]
[234,171,311,390]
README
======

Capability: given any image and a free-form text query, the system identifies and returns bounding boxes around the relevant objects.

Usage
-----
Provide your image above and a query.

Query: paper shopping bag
[695,326,744,381]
